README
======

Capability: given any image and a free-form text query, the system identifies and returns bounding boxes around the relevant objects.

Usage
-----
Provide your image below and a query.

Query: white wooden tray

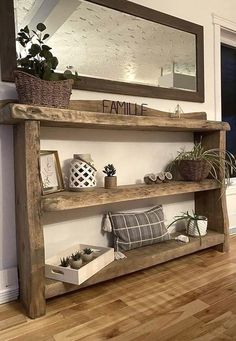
[45,244,114,285]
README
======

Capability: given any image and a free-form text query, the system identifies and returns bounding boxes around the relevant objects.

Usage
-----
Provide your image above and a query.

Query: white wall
[0,74,17,270]
[41,127,194,258]
[1,0,236,268]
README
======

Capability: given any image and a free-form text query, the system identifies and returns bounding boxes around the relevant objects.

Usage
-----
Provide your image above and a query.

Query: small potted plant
[59,257,70,267]
[170,141,236,183]
[167,211,208,244]
[15,23,79,108]
[103,164,117,189]
[70,252,83,269]
[82,248,94,262]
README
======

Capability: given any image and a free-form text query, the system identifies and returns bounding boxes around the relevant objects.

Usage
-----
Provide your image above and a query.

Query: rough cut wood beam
[41,180,220,212]
[0,104,230,132]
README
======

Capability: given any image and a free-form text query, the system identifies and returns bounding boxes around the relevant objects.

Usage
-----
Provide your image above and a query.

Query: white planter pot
[70,259,83,269]
[187,217,208,237]
[82,253,93,262]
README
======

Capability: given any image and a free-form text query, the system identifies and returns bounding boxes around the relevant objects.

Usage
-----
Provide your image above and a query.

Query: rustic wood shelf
[0,103,230,132]
[45,230,224,299]
[1,103,229,319]
[41,180,220,212]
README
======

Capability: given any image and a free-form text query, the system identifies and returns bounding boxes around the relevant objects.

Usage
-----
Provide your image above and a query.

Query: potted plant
[70,252,83,269]
[59,257,70,267]
[82,248,94,262]
[167,211,208,244]
[15,23,79,109]
[170,141,236,183]
[103,164,117,189]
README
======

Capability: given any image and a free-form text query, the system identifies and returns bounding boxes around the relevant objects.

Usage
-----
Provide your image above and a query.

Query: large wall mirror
[0,0,204,102]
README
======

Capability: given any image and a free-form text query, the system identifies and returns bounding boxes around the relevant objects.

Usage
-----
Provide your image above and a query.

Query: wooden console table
[0,103,230,318]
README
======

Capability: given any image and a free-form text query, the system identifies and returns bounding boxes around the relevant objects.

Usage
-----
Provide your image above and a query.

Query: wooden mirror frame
[0,0,204,102]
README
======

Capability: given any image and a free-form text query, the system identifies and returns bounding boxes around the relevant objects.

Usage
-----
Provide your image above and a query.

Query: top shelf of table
[0,104,230,132]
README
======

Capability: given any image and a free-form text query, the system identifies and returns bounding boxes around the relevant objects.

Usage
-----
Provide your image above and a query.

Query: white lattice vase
[187,217,208,237]
[69,154,96,191]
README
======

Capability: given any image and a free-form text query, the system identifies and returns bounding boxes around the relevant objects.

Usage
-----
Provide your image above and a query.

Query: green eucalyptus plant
[170,141,236,186]
[16,23,79,81]
[103,164,116,177]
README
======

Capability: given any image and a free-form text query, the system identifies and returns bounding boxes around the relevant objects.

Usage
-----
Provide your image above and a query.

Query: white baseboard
[0,267,19,304]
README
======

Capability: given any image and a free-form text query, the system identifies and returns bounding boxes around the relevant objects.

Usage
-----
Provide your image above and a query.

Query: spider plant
[170,141,236,186]
[167,211,207,244]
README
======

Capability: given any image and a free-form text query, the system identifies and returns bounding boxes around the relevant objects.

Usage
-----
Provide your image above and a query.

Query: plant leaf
[51,56,58,69]
[42,44,52,51]
[23,25,29,34]
[37,23,46,32]
[42,33,50,40]
[29,43,41,56]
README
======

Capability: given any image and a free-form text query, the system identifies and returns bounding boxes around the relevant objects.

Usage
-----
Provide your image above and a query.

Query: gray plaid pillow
[108,205,170,252]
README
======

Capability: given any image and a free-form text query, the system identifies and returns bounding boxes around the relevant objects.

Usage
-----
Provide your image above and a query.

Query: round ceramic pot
[82,253,93,262]
[70,259,83,269]
[187,217,208,237]
[69,154,97,191]
[104,176,117,189]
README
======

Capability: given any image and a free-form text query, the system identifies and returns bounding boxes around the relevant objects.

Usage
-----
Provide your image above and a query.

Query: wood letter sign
[102,100,148,115]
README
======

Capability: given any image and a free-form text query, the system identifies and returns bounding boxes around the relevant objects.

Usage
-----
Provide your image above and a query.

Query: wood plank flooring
[1,236,236,340]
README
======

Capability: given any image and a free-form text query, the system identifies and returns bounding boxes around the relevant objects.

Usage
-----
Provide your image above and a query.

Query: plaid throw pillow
[109,205,170,252]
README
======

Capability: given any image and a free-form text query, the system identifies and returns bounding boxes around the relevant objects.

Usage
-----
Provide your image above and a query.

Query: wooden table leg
[194,131,229,252]
[14,121,46,318]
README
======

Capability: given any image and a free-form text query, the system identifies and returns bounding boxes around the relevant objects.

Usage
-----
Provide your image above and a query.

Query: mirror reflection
[14,0,197,92]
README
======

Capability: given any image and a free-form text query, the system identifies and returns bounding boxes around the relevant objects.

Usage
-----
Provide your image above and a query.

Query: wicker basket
[178,160,211,181]
[14,70,73,109]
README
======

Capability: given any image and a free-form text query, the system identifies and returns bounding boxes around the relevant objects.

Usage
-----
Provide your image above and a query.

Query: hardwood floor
[1,237,236,340]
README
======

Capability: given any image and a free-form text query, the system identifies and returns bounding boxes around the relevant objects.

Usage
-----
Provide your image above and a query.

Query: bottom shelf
[45,230,224,299]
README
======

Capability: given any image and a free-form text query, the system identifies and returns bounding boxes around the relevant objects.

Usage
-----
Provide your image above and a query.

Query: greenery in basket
[167,211,207,244]
[103,164,116,177]
[59,257,70,267]
[83,248,93,255]
[16,23,79,81]
[71,252,81,261]
[169,141,236,186]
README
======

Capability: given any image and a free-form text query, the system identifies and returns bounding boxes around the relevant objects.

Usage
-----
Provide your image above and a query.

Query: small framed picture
[40,151,64,195]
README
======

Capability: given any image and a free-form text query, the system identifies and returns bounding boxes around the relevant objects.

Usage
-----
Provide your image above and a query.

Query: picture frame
[40,150,64,195]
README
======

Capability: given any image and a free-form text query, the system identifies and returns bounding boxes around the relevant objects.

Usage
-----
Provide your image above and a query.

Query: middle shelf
[41,179,220,212]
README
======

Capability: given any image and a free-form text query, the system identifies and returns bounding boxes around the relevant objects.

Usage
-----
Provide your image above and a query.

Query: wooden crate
[45,244,114,285]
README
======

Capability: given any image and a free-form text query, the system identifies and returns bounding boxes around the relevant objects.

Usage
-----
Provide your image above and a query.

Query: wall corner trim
[212,14,236,31]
